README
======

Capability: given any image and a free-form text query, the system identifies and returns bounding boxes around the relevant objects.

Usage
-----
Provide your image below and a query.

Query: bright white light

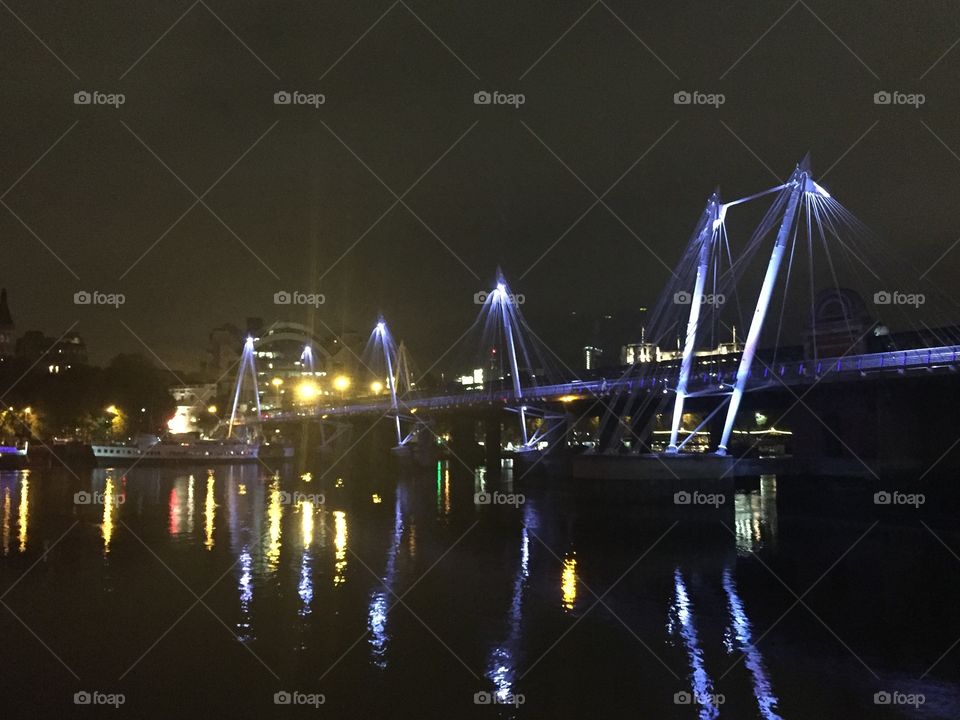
[376,321,385,333]
[244,336,254,349]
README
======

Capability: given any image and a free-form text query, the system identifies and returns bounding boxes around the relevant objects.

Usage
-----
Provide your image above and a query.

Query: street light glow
[296,380,319,401]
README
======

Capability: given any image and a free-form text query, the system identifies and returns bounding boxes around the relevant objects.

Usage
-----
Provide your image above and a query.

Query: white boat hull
[92,439,259,463]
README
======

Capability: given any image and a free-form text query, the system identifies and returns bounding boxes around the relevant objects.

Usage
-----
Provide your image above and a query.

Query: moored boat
[92,434,259,464]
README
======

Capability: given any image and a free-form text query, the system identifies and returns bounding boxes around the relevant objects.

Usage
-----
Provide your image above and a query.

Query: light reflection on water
[185,474,195,536]
[3,464,959,718]
[204,473,216,551]
[734,475,779,555]
[368,487,405,668]
[561,553,577,612]
[333,510,347,587]
[667,569,720,720]
[18,472,28,553]
[723,567,783,720]
[485,502,535,705]
[2,483,10,555]
[266,477,283,570]
[298,500,315,619]
[100,474,117,554]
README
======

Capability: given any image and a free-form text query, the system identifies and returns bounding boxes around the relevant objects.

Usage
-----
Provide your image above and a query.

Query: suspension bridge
[227,156,960,477]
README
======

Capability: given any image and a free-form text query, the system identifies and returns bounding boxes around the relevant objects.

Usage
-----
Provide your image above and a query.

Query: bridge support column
[449,416,479,463]
[484,415,502,475]
[668,192,721,453]
[718,161,818,454]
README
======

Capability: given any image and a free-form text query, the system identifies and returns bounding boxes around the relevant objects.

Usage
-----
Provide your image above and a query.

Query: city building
[167,384,218,434]
[583,345,603,370]
[621,326,742,365]
[803,288,873,358]
[16,329,87,372]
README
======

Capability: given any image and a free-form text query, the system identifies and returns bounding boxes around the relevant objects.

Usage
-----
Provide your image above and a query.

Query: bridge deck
[262,344,960,420]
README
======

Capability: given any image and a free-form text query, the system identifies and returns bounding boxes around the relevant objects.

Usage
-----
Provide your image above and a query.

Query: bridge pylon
[716,155,828,455]
[666,190,723,453]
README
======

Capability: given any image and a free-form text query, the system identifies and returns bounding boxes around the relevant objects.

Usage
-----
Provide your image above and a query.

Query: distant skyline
[4,1,960,373]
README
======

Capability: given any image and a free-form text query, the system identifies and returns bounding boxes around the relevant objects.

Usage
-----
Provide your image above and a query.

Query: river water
[0,461,957,718]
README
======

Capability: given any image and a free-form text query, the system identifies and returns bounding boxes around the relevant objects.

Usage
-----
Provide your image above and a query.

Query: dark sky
[3,1,960,373]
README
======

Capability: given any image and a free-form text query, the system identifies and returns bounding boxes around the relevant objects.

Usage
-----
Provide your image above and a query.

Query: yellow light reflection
[204,474,216,551]
[17,475,29,552]
[301,472,313,483]
[102,476,116,554]
[371,493,382,504]
[267,479,283,569]
[561,554,577,611]
[333,510,347,586]
[301,500,314,548]
[2,486,11,556]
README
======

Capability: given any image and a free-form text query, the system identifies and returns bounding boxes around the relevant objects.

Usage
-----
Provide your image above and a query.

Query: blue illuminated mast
[228,336,261,438]
[494,270,529,446]
[376,318,403,447]
[666,191,722,453]
[301,344,315,373]
[717,156,827,455]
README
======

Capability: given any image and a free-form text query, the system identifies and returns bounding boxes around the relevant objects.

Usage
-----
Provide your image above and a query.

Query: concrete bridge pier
[449,415,480,465]
[484,414,502,477]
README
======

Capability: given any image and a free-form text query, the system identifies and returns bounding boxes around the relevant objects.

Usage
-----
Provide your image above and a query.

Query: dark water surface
[0,462,958,718]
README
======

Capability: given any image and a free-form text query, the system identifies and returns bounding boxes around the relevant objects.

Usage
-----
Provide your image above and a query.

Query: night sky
[3,1,960,372]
